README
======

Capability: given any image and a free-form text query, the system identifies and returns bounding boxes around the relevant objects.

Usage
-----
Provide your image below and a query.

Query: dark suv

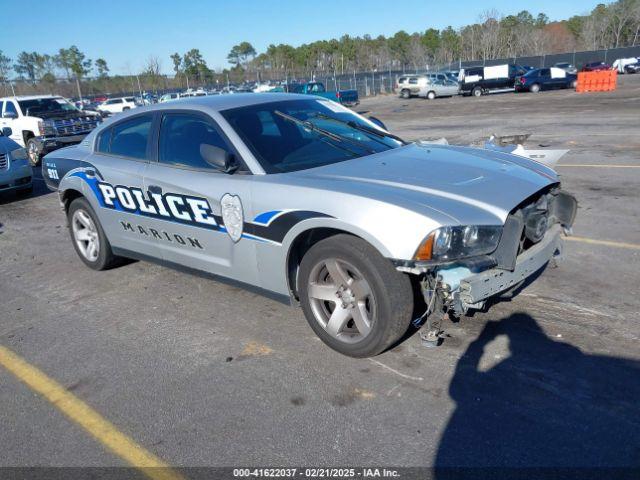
[460,64,526,97]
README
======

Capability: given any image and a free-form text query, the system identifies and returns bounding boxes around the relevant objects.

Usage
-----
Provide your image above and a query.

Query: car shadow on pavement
[434,313,640,479]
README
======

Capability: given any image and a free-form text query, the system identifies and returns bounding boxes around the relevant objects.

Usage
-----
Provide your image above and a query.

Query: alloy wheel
[307,258,376,344]
[27,141,39,166]
[72,209,100,262]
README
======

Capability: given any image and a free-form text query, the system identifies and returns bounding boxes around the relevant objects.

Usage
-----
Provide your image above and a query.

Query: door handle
[148,185,162,195]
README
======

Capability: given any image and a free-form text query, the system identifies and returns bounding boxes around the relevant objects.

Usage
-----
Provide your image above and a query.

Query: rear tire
[67,197,122,271]
[400,89,411,99]
[298,234,414,357]
[530,83,541,93]
[472,86,482,97]
[426,91,436,100]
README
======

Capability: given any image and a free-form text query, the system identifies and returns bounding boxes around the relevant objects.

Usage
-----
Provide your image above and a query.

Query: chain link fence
[4,46,640,100]
[313,45,640,99]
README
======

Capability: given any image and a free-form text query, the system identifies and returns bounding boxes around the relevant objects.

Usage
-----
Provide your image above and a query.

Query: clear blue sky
[1,0,598,75]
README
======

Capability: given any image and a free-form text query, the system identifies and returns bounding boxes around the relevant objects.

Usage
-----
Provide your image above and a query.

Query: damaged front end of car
[395,186,578,346]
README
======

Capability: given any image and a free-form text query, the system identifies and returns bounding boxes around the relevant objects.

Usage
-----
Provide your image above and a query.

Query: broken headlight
[415,225,502,262]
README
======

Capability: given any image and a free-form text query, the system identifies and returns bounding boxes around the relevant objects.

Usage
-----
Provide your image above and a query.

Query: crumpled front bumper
[458,224,563,305]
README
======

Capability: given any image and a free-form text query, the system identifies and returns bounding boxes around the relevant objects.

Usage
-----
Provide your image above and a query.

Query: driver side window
[159,113,232,170]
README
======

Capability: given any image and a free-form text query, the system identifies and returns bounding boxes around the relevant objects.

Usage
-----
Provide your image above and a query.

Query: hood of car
[28,109,88,121]
[0,136,22,154]
[293,143,559,224]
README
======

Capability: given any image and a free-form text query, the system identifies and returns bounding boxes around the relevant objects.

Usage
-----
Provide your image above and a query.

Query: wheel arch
[284,224,392,301]
[22,130,35,144]
[61,188,85,213]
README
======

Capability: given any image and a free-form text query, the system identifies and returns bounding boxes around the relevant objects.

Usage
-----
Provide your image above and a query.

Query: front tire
[67,197,122,270]
[26,137,41,167]
[298,234,414,357]
[472,86,482,97]
[426,91,436,100]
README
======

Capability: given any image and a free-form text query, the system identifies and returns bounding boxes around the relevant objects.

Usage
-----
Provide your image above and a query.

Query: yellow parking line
[556,164,640,168]
[565,236,640,250]
[0,346,184,480]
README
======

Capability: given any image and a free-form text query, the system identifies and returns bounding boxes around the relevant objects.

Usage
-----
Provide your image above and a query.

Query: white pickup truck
[0,95,101,166]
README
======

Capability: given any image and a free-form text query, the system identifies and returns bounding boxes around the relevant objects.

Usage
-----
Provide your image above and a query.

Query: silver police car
[43,94,576,357]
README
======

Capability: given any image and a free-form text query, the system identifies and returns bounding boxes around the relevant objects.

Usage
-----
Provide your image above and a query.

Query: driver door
[143,110,258,285]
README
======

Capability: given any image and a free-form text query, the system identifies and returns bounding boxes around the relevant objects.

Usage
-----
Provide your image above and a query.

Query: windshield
[18,97,78,116]
[221,99,403,173]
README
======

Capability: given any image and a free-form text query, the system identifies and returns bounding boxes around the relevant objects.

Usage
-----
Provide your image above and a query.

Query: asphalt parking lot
[1,76,639,475]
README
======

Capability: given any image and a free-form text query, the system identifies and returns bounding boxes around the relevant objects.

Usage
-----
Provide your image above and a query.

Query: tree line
[2,1,639,97]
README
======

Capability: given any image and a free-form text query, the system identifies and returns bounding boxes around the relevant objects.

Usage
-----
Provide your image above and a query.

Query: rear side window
[159,113,231,170]
[398,77,407,83]
[408,78,418,84]
[540,69,551,77]
[96,128,112,153]
[109,115,152,159]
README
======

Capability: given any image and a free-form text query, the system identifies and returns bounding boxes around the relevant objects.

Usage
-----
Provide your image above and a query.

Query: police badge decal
[221,194,244,242]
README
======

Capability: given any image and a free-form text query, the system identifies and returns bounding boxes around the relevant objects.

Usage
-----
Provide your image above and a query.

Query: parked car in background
[0,95,101,166]
[515,67,577,93]
[419,77,459,99]
[612,57,640,73]
[137,93,158,105]
[397,75,421,98]
[624,62,640,74]
[286,82,359,106]
[181,89,208,98]
[581,62,611,72]
[159,93,180,103]
[553,62,578,74]
[97,97,137,115]
[0,126,32,196]
[459,64,526,96]
[399,76,458,99]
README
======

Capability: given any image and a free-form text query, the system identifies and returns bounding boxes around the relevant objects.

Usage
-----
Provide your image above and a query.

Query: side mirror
[1,127,12,137]
[368,116,387,131]
[200,144,238,174]
[3,111,17,119]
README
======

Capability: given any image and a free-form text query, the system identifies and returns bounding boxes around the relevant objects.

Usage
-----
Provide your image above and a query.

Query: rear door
[408,77,420,95]
[87,112,164,258]
[143,110,258,285]
[538,69,552,89]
